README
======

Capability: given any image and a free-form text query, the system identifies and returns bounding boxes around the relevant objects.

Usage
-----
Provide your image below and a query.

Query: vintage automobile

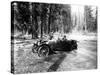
[32,35,78,57]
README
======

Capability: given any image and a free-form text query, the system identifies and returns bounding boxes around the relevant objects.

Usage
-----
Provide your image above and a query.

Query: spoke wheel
[38,45,49,57]
[32,44,38,53]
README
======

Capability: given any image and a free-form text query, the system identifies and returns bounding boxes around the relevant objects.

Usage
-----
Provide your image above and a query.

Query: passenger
[49,32,54,40]
[62,35,67,41]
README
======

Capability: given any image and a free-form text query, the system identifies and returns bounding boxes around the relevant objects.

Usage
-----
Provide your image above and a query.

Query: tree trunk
[48,5,51,34]
[40,20,43,38]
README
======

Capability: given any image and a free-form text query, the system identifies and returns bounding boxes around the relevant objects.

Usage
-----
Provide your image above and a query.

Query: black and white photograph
[11,1,97,74]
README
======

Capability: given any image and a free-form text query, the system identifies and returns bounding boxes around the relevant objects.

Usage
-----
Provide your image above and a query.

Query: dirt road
[12,38,97,74]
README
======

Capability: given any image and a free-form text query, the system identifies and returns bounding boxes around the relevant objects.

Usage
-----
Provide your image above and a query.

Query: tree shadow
[47,53,66,72]
[29,51,67,73]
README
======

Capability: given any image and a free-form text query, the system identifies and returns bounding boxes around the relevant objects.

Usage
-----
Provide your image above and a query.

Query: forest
[11,1,97,39]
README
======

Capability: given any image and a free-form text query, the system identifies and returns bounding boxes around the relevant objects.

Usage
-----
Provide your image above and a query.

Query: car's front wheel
[38,45,50,57]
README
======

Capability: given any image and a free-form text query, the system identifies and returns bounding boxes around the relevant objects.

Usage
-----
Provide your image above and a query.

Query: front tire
[32,44,38,53]
[38,45,50,57]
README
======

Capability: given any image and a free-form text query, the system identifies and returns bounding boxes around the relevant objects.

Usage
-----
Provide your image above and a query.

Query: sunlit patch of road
[57,39,97,71]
